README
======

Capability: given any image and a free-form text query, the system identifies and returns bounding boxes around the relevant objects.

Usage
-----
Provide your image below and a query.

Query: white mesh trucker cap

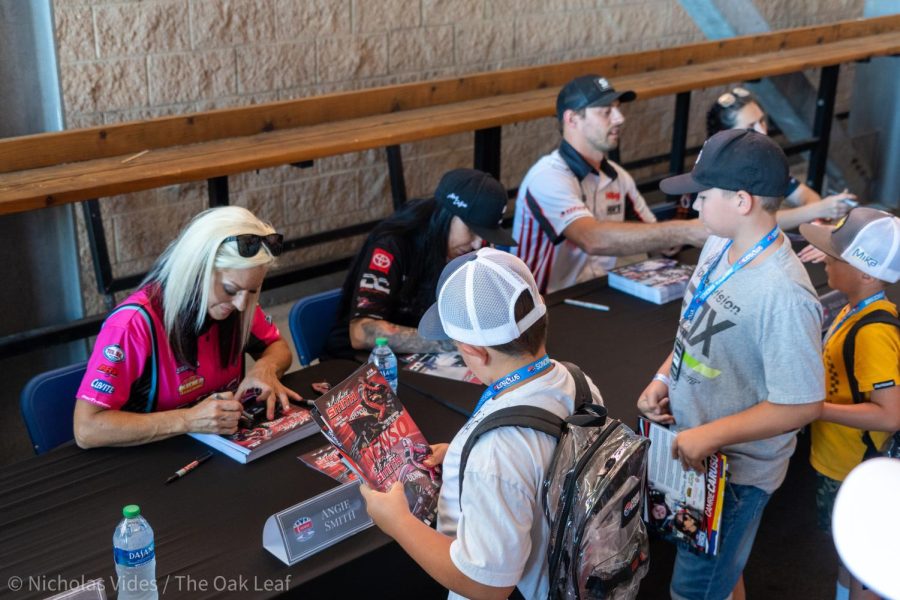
[800,207,900,283]
[418,248,546,346]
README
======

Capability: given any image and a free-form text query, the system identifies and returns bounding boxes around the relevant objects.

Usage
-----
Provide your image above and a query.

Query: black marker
[165,451,213,484]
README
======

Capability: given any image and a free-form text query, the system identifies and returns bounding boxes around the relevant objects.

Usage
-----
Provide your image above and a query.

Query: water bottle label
[114,542,155,567]
[383,366,397,382]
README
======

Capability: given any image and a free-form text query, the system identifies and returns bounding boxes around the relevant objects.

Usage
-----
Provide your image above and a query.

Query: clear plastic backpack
[459,362,650,599]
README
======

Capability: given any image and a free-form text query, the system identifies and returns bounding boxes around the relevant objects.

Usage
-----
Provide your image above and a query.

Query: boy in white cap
[360,248,603,599]
[637,129,825,600]
[800,207,900,600]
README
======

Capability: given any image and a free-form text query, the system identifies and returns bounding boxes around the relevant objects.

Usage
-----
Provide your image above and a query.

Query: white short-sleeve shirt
[512,141,655,294]
[437,361,604,599]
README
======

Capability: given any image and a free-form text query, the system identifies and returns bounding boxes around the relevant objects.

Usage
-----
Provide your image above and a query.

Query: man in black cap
[512,74,707,293]
[638,129,824,600]
[324,168,515,359]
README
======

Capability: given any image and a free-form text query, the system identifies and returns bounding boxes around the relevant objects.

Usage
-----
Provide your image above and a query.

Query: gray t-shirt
[670,234,824,493]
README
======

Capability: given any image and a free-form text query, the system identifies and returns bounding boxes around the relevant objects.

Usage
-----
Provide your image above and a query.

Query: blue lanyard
[823,291,886,344]
[473,355,552,416]
[682,226,781,322]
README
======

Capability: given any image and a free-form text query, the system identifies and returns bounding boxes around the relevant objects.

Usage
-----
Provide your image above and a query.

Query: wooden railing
[1,14,898,356]
[1,14,898,214]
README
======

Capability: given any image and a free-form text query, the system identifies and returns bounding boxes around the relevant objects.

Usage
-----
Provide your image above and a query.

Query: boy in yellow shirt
[800,207,900,600]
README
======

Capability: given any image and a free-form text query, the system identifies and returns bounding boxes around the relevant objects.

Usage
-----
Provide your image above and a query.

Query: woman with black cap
[324,168,515,359]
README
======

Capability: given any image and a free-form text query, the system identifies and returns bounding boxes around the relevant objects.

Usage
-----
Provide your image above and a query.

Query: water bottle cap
[375,337,388,346]
[122,504,141,518]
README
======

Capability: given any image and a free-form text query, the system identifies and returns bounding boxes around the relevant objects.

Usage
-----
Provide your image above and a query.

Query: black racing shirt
[325,233,430,360]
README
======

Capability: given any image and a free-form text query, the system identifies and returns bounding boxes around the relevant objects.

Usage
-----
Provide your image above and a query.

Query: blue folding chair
[288,288,343,366]
[20,362,87,454]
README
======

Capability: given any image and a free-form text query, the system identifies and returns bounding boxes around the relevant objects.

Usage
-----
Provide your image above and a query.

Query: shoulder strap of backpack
[456,362,599,507]
[107,302,160,413]
[559,361,591,411]
[457,406,563,509]
[841,309,900,456]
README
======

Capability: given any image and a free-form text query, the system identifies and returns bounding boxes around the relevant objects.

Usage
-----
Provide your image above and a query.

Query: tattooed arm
[349,317,455,354]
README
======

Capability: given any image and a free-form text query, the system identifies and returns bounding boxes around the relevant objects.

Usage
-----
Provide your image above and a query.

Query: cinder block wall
[52,0,864,314]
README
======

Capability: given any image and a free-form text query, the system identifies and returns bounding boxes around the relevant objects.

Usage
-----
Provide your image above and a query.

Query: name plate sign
[263,481,373,565]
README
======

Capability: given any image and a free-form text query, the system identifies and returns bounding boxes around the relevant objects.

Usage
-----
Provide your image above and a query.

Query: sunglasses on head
[716,86,752,108]
[223,233,284,257]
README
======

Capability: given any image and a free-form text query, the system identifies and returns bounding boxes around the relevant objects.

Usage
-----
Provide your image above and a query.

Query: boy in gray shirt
[637,129,824,600]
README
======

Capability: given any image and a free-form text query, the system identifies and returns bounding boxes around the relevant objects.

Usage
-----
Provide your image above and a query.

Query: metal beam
[208,176,229,207]
[807,65,840,192]
[385,145,407,210]
[81,199,116,310]
[669,92,692,176]
[474,126,502,179]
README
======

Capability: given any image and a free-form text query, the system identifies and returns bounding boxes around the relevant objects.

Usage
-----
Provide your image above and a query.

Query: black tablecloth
[0,360,465,599]
[544,245,830,425]
[2,259,891,600]
[545,278,681,421]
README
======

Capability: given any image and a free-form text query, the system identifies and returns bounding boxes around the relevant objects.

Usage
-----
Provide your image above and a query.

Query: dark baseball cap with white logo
[660,129,789,197]
[434,168,516,246]
[556,74,637,120]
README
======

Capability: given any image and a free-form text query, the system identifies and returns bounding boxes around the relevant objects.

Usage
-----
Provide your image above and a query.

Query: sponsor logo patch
[605,191,621,201]
[103,344,125,363]
[874,380,896,390]
[834,214,849,230]
[606,204,622,215]
[360,273,390,294]
[621,487,641,527]
[561,205,588,217]
[293,516,315,542]
[90,379,115,394]
[97,364,119,378]
[850,246,879,268]
[369,248,394,274]
[179,375,205,396]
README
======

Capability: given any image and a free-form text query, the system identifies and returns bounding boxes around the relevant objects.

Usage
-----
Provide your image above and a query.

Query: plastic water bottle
[113,504,158,600]
[369,337,398,392]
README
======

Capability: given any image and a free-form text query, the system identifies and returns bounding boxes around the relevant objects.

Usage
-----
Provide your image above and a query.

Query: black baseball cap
[556,74,636,120]
[660,129,789,196]
[434,168,516,246]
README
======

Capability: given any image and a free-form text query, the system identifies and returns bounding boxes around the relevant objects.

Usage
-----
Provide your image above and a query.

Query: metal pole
[81,199,116,310]
[386,145,407,210]
[669,91,692,175]
[208,176,230,207]
[474,126,502,179]
[807,65,839,193]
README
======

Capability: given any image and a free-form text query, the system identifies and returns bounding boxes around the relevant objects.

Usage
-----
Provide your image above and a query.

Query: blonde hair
[144,206,278,367]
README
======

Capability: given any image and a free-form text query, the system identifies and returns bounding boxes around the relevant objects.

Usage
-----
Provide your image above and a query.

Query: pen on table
[165,451,213,484]
[564,298,610,312]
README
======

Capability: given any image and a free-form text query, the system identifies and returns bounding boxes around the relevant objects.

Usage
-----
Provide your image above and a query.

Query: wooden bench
[1,14,898,216]
[1,15,898,357]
